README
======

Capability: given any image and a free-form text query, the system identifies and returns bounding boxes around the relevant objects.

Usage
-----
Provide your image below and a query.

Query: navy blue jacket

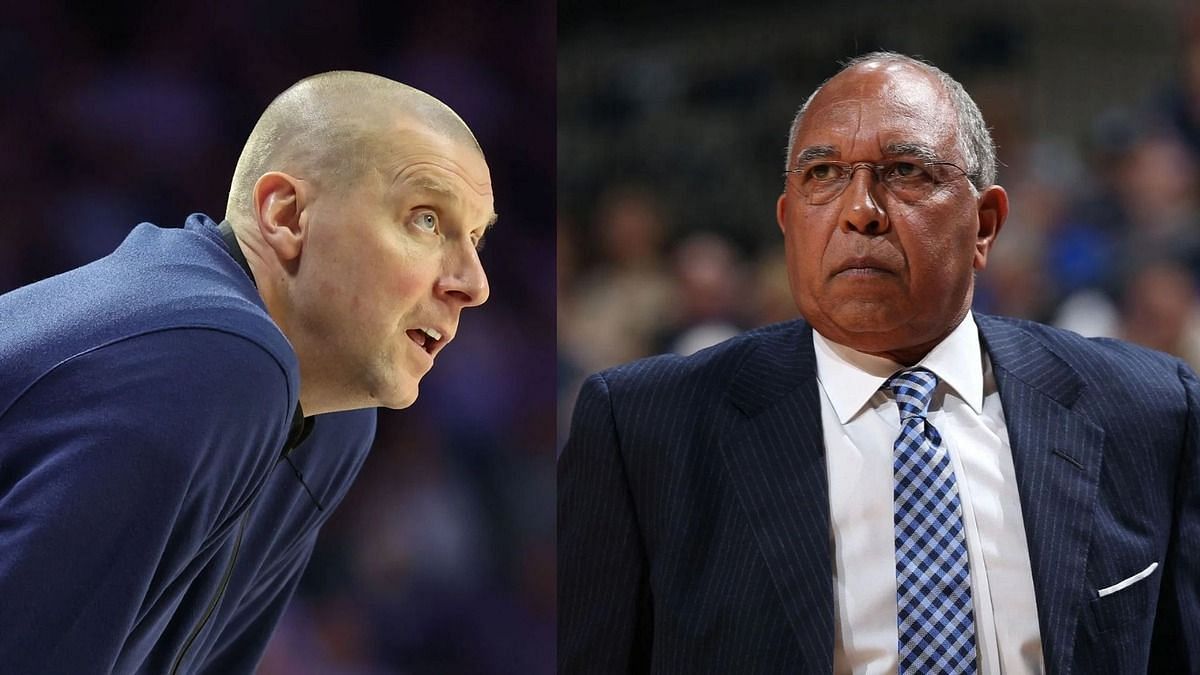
[559,315,1200,674]
[0,214,376,673]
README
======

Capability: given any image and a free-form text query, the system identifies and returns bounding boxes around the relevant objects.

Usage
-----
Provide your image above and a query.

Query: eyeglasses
[783,159,970,205]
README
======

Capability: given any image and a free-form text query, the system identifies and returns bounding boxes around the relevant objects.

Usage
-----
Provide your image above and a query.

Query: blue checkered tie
[887,368,977,674]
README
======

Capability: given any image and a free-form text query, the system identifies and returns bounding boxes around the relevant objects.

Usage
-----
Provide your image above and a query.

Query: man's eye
[413,211,438,232]
[807,163,841,181]
[887,162,926,179]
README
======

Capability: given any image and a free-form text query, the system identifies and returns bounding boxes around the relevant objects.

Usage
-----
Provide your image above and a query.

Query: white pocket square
[1097,561,1158,598]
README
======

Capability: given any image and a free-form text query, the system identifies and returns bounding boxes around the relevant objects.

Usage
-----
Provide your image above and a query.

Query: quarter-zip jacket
[0,214,376,673]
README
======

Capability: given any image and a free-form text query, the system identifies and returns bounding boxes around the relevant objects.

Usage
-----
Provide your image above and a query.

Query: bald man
[0,72,493,673]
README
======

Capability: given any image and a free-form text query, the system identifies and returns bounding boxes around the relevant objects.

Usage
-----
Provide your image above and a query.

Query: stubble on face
[366,128,493,408]
[293,124,494,412]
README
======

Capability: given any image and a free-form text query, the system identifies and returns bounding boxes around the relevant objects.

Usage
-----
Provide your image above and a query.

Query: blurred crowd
[3,2,554,673]
[558,2,1200,445]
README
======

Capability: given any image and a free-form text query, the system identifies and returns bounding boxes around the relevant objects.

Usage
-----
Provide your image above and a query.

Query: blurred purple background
[1,2,554,673]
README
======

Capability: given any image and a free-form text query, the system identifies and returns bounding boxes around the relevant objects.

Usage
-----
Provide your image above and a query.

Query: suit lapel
[976,314,1105,674]
[714,316,1104,672]
[719,322,834,673]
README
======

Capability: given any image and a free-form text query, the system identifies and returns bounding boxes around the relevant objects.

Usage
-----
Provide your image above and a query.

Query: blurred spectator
[1047,127,1200,334]
[658,232,746,355]
[1119,259,1200,371]
[1160,4,1200,156]
[561,184,675,371]
[750,250,800,326]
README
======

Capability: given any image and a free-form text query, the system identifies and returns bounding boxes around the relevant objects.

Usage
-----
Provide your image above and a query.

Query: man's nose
[838,166,890,236]
[438,243,490,308]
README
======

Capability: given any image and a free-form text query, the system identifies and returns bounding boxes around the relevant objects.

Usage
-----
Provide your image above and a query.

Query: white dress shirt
[815,312,1045,674]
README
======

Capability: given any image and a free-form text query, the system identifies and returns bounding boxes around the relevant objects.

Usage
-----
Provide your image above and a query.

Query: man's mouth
[837,266,889,275]
[406,327,444,355]
[833,255,896,277]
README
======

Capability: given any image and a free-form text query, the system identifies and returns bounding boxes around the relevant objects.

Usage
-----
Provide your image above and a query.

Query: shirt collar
[217,219,257,287]
[812,311,985,424]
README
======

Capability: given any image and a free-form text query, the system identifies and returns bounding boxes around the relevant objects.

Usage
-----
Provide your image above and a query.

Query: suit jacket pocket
[1087,563,1157,634]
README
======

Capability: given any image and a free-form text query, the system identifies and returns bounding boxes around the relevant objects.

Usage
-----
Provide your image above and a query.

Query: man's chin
[366,373,421,410]
[379,386,419,410]
[809,303,906,340]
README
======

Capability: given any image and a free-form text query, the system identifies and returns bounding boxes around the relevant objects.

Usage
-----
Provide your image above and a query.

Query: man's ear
[252,171,308,263]
[973,184,1008,271]
[777,191,789,237]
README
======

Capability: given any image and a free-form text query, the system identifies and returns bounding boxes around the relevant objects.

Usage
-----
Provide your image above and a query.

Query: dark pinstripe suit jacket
[558,314,1200,674]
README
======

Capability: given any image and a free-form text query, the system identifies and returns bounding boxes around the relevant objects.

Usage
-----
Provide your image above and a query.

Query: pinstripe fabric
[977,315,1199,674]
[559,314,1200,674]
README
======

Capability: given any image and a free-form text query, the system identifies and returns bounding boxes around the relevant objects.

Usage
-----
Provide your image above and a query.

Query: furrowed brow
[401,174,476,219]
[405,173,459,197]
[398,171,496,238]
[793,145,837,166]
[883,143,941,163]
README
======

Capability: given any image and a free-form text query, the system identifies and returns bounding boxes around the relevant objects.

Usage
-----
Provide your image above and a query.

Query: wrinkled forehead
[377,121,496,226]
[382,121,493,195]
[794,62,959,161]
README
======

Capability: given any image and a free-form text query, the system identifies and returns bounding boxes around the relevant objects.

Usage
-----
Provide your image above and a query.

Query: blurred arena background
[1,2,553,673]
[559,0,1200,447]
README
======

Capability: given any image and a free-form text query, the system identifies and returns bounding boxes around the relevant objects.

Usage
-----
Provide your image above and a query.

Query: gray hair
[785,51,996,190]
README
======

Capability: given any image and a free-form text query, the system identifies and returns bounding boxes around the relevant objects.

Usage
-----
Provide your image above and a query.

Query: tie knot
[885,368,938,420]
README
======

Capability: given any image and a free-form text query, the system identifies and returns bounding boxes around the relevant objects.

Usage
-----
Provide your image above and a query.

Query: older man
[559,52,1199,674]
[0,72,492,673]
